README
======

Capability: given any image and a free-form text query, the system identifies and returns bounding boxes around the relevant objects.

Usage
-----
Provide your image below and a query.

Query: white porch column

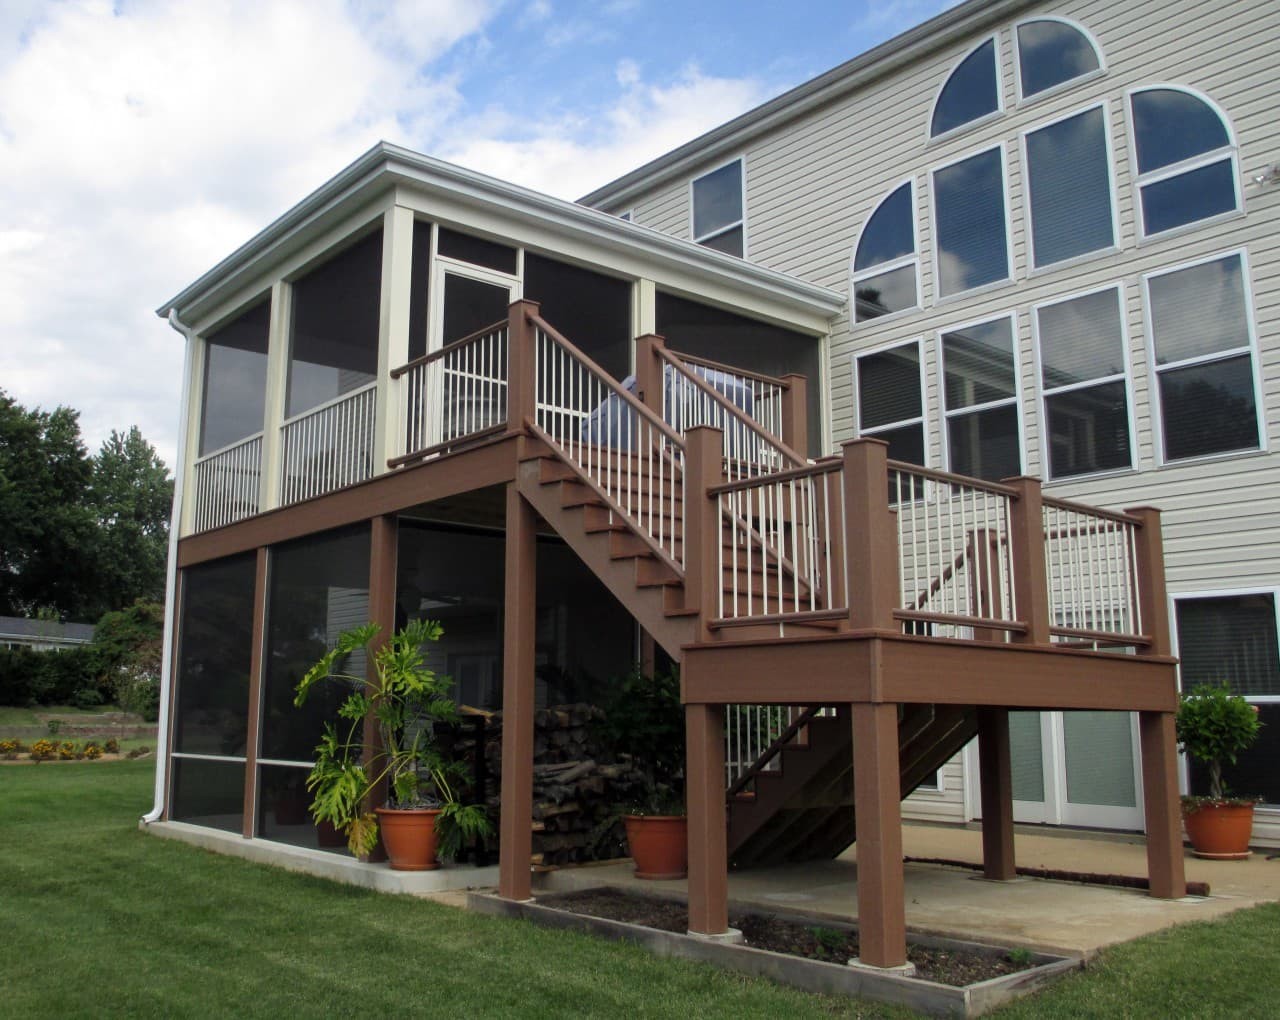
[177,333,205,537]
[375,204,416,473]
[258,279,291,512]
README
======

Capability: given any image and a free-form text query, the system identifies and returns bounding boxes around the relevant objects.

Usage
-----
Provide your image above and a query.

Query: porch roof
[155,141,844,329]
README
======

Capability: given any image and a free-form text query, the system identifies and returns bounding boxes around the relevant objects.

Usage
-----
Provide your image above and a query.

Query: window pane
[1009,712,1045,802]
[934,148,1009,296]
[1131,89,1230,174]
[170,757,244,833]
[201,301,269,456]
[1140,159,1238,235]
[943,317,1015,408]
[1189,704,1280,805]
[948,405,1021,481]
[855,182,914,271]
[854,265,917,320]
[1045,380,1131,477]
[1177,594,1280,698]
[260,525,371,763]
[257,763,347,853]
[174,555,256,756]
[700,224,744,257]
[692,161,743,238]
[931,39,998,136]
[1149,254,1249,365]
[1017,20,1100,97]
[858,344,921,429]
[1063,711,1136,807]
[874,422,925,467]
[1037,289,1124,388]
[1026,107,1114,266]
[1159,354,1258,461]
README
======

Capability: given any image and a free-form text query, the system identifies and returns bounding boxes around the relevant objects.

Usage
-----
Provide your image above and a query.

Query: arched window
[852,181,918,322]
[1015,18,1102,100]
[1129,87,1240,236]
[930,38,1000,138]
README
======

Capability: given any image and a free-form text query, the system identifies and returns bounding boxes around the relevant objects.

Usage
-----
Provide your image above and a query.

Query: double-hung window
[1023,105,1115,268]
[940,315,1022,481]
[855,339,926,466]
[1035,286,1133,479]
[691,159,745,256]
[1145,251,1261,462]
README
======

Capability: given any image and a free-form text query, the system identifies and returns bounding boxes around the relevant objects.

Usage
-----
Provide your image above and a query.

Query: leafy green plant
[809,926,847,957]
[595,665,685,815]
[1006,946,1034,966]
[294,620,492,860]
[1176,683,1262,804]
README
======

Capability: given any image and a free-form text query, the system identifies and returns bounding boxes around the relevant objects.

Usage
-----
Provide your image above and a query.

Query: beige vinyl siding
[902,752,967,824]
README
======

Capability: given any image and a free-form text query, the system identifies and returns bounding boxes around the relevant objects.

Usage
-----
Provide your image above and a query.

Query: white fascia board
[156,142,843,329]
[578,0,1034,210]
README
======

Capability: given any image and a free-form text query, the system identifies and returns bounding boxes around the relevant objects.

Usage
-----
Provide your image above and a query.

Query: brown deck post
[686,703,730,935]
[780,373,808,455]
[683,425,724,639]
[499,483,537,901]
[1128,506,1185,899]
[633,333,666,419]
[977,708,1015,880]
[843,438,898,630]
[1005,476,1050,645]
[241,548,269,839]
[851,701,908,969]
[362,515,398,862]
[506,299,540,436]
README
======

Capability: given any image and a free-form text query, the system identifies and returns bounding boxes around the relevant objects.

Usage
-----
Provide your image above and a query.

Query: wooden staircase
[727,704,979,869]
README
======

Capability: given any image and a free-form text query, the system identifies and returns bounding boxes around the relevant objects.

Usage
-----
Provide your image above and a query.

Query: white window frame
[1032,281,1137,482]
[928,141,1015,302]
[926,34,1005,145]
[853,336,929,467]
[1012,15,1106,106]
[1019,99,1121,274]
[688,155,747,257]
[936,311,1026,480]
[1126,84,1243,242]
[850,177,921,324]
[1141,247,1266,467]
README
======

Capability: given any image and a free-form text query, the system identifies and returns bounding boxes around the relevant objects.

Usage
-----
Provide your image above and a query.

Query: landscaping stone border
[467,890,1080,1017]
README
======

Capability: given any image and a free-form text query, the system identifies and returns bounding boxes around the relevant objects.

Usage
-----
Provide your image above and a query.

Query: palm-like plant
[293,619,491,859]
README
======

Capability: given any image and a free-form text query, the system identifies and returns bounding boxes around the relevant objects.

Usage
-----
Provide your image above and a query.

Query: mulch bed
[539,887,1032,986]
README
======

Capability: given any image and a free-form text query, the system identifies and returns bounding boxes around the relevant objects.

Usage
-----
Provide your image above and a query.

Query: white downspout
[141,309,195,824]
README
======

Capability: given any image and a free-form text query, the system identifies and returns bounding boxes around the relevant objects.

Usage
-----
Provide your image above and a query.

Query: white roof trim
[156,142,843,324]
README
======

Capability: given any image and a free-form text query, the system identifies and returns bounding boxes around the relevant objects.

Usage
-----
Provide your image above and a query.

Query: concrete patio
[534,821,1280,958]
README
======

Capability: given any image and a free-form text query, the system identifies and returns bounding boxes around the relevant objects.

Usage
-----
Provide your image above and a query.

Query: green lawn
[3,762,1277,1019]
[0,703,118,727]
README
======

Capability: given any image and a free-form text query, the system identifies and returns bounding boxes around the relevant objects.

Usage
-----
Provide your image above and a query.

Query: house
[147,0,1280,969]
[0,615,95,652]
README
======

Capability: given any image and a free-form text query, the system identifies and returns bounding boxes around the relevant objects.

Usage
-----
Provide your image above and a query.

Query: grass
[0,703,118,727]
[4,763,1278,1019]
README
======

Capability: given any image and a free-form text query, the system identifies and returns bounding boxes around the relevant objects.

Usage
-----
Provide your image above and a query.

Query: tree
[88,427,173,614]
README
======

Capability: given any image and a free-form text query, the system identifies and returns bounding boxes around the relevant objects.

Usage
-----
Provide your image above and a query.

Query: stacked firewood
[455,704,649,867]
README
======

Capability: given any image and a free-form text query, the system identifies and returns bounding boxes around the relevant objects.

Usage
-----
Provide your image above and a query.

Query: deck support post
[241,548,269,838]
[1140,710,1187,899]
[684,425,724,640]
[780,373,808,456]
[686,703,730,936]
[851,701,908,969]
[842,439,897,630]
[361,514,398,862]
[499,484,537,901]
[977,708,1015,880]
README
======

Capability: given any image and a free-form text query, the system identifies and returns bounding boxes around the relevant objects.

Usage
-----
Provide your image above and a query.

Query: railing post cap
[999,474,1042,485]
[635,332,667,346]
[510,297,541,313]
[685,424,724,439]
[840,436,889,450]
[1124,505,1162,515]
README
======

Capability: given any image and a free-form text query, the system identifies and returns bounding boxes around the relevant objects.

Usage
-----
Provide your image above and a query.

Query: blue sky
[0,0,959,465]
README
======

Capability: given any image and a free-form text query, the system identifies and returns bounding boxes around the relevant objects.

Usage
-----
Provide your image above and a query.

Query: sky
[0,0,959,469]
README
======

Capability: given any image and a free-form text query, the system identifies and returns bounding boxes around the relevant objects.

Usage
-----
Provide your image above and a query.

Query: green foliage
[294,620,492,860]
[809,926,846,956]
[0,645,104,708]
[1175,683,1262,802]
[595,664,686,814]
[1006,946,1034,966]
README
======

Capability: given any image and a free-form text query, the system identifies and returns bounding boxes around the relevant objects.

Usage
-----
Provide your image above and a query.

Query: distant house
[0,616,95,652]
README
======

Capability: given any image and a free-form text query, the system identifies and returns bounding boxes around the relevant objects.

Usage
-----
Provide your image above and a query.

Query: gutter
[141,309,195,824]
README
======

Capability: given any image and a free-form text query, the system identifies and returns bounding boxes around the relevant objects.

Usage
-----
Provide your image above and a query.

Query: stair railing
[725,706,823,795]
[666,351,790,443]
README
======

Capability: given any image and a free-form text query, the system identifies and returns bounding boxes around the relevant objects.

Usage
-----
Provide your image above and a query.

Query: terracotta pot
[623,814,688,879]
[375,807,442,871]
[1183,801,1254,860]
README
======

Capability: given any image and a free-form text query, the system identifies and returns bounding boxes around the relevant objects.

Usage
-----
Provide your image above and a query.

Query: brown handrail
[707,457,842,496]
[1042,495,1143,527]
[389,318,509,379]
[886,460,1020,498]
[529,312,686,449]
[893,609,1029,633]
[668,349,793,391]
[726,706,824,799]
[656,346,807,467]
[1049,625,1151,646]
[386,423,506,469]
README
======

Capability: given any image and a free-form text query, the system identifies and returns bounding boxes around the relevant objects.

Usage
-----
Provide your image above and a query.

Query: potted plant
[1175,682,1263,860]
[293,619,491,871]
[598,665,687,879]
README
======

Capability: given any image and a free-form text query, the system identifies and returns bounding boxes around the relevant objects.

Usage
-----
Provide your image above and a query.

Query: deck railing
[191,433,262,532]
[1043,497,1144,644]
[667,351,788,447]
[390,321,509,465]
[279,384,377,506]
